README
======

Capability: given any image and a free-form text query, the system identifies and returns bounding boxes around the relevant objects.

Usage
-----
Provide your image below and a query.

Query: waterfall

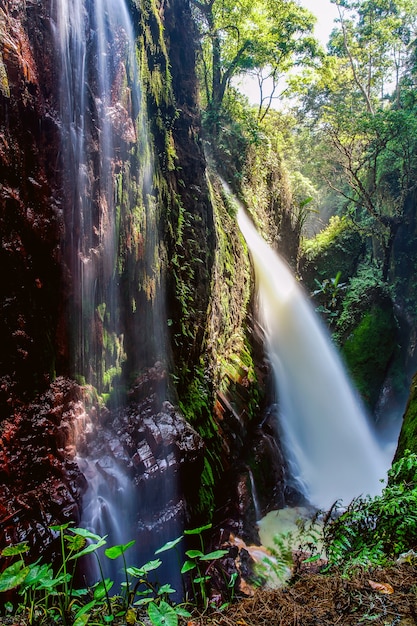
[52,0,166,578]
[237,206,388,510]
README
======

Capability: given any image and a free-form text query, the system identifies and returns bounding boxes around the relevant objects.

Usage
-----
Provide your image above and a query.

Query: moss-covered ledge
[394,372,417,460]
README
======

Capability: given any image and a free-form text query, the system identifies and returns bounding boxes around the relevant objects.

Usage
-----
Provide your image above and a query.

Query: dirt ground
[187,563,417,626]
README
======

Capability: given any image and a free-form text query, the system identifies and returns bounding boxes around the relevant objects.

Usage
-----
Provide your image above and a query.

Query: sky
[300,0,339,46]
[236,0,339,105]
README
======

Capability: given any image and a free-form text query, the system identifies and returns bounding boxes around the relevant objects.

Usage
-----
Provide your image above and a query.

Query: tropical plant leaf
[154,536,183,554]
[127,559,162,577]
[1,542,29,557]
[184,524,212,535]
[105,540,136,559]
[93,578,114,600]
[0,562,30,592]
[180,560,196,574]
[199,549,228,561]
[70,527,105,542]
[69,537,107,560]
[148,600,178,626]
[157,584,176,595]
[185,550,204,559]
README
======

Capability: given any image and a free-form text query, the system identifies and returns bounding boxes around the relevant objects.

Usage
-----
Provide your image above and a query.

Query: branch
[335,2,374,115]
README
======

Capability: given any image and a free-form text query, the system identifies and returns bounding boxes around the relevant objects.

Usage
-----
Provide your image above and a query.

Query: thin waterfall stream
[53,0,166,581]
[237,205,390,510]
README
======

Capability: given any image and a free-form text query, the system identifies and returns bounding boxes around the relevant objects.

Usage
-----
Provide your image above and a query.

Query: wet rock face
[77,363,205,533]
[0,0,64,414]
[0,367,205,561]
[0,378,86,556]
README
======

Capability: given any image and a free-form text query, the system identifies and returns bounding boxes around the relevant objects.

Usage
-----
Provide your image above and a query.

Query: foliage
[0,523,232,625]
[335,264,390,336]
[192,0,319,118]
[312,271,347,320]
[323,451,417,569]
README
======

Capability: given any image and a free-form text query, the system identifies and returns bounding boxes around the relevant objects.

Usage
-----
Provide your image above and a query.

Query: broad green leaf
[70,527,105,542]
[0,562,29,592]
[1,542,29,557]
[105,540,136,559]
[157,584,176,595]
[154,536,183,554]
[180,560,196,574]
[184,523,211,535]
[37,573,71,590]
[71,588,89,597]
[148,600,178,626]
[65,534,86,552]
[103,615,115,623]
[74,599,96,620]
[185,550,204,559]
[69,537,107,560]
[134,597,154,606]
[127,559,162,577]
[22,562,53,588]
[93,578,114,600]
[200,549,229,561]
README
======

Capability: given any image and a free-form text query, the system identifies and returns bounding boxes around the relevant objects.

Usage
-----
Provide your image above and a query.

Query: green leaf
[180,560,196,574]
[69,537,107,560]
[157,584,176,595]
[134,597,154,606]
[173,606,192,618]
[185,550,204,559]
[148,600,178,626]
[93,578,114,600]
[103,615,115,623]
[154,536,183,554]
[193,576,210,584]
[71,588,89,597]
[0,562,30,592]
[22,562,53,588]
[65,534,86,552]
[184,524,212,535]
[73,616,89,626]
[105,540,136,559]
[127,559,162,577]
[1,542,29,557]
[70,527,105,542]
[200,549,228,561]
[74,599,96,620]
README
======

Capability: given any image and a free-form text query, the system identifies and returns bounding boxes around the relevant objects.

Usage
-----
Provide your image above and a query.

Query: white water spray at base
[237,207,389,510]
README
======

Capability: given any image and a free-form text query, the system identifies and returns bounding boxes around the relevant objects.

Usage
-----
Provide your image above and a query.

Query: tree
[330,0,417,109]
[296,0,417,279]
[191,0,318,120]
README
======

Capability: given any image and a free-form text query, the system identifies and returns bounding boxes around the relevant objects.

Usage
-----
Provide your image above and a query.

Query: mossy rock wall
[299,216,365,293]
[394,372,417,459]
[341,304,398,411]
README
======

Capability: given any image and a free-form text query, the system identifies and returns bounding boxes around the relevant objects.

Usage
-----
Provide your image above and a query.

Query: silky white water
[237,207,388,509]
[52,0,154,575]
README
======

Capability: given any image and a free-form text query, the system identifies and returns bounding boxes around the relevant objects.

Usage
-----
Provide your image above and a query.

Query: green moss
[395,374,417,458]
[342,305,397,409]
[300,216,364,292]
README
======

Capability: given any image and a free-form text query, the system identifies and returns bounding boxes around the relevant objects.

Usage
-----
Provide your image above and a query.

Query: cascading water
[52,0,167,579]
[237,206,389,510]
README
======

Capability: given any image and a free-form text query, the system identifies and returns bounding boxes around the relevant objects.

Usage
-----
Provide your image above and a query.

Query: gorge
[1,0,417,602]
